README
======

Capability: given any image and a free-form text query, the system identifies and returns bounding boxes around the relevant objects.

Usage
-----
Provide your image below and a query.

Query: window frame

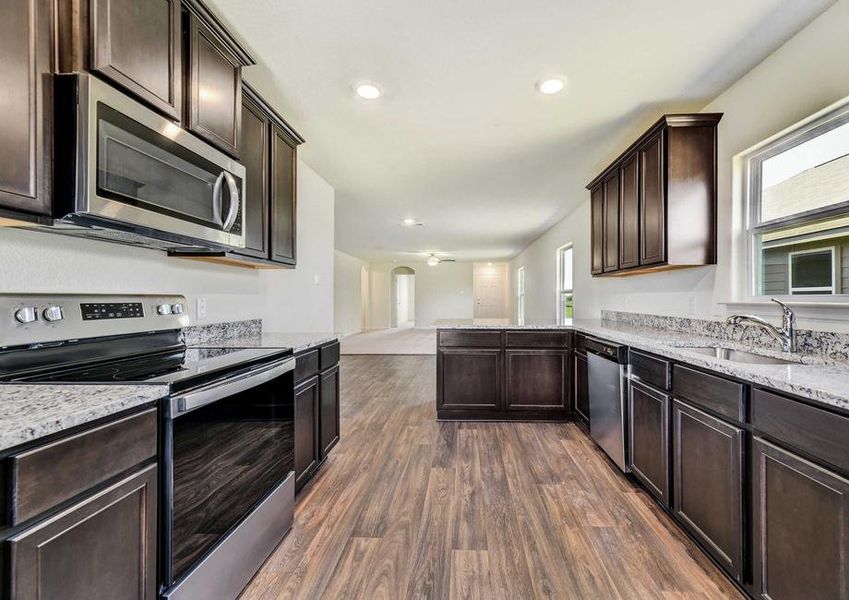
[517,266,526,325]
[556,243,573,324]
[787,246,836,295]
[743,96,849,300]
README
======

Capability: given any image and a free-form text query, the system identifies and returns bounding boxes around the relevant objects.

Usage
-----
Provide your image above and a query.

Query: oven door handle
[170,356,295,418]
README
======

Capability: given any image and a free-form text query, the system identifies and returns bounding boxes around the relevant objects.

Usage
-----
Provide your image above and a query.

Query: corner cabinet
[0,0,53,220]
[230,85,304,268]
[588,114,722,277]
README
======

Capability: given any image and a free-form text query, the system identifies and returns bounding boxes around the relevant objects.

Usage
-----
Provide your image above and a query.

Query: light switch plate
[196,297,207,319]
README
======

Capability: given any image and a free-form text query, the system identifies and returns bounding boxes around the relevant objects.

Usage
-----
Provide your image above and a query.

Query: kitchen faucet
[725,298,796,353]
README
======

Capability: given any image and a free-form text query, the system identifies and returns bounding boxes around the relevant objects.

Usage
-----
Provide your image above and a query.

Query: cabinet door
[574,352,589,425]
[319,365,341,457]
[673,400,744,581]
[640,132,666,265]
[0,0,51,217]
[295,376,319,491]
[505,349,568,412]
[270,125,297,265]
[186,12,242,157]
[753,438,849,600]
[603,171,620,273]
[9,465,157,600]
[91,0,181,120]
[233,91,270,259]
[619,153,640,270]
[590,184,604,275]
[438,349,502,412]
[628,381,670,505]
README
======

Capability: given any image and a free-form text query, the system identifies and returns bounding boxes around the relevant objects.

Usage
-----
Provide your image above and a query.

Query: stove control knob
[14,306,38,324]
[156,304,172,316]
[171,303,184,315]
[43,305,64,322]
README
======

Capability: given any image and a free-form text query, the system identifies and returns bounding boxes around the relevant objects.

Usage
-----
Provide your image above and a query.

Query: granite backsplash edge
[182,319,263,345]
[601,310,849,360]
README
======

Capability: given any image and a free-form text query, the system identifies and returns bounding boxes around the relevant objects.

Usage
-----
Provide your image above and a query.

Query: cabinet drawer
[505,331,570,348]
[320,341,340,370]
[753,389,849,474]
[438,330,501,348]
[294,349,319,383]
[9,409,157,525]
[629,350,671,391]
[673,365,744,423]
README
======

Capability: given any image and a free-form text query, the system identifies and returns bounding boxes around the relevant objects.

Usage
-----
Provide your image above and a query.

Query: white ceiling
[207,0,834,262]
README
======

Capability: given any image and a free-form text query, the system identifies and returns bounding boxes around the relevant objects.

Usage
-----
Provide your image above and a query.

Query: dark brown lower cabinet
[505,349,569,413]
[9,464,157,600]
[628,381,670,505]
[574,352,589,426]
[437,348,502,414]
[294,375,320,490]
[753,438,849,600]
[320,365,340,457]
[673,399,744,581]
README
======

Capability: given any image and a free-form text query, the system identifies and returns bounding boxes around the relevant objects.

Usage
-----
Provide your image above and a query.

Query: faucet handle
[770,298,795,325]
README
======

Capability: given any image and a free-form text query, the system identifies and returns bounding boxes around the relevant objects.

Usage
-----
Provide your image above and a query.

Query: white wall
[512,0,849,326]
[0,159,336,331]
[334,250,368,335]
[368,261,474,328]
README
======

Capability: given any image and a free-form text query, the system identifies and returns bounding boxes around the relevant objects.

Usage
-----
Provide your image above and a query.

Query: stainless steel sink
[681,346,799,365]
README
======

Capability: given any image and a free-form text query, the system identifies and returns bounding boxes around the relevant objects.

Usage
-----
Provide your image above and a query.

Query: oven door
[59,74,246,249]
[162,356,295,591]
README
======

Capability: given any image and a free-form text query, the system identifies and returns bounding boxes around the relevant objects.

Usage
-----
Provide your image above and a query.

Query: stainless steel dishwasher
[586,337,630,472]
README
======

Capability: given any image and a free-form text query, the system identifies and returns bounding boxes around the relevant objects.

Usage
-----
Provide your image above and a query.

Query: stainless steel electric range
[0,294,295,600]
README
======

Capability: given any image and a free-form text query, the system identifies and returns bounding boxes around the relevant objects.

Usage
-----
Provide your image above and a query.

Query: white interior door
[474,267,506,318]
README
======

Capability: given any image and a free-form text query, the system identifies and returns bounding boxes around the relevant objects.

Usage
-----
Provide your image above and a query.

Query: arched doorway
[390,266,415,328]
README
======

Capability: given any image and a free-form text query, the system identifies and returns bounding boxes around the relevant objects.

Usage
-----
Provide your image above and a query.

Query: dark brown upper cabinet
[0,0,52,219]
[590,184,604,275]
[619,153,640,269]
[92,0,182,120]
[228,84,304,268]
[586,114,722,277]
[235,88,270,260]
[183,0,255,158]
[270,124,298,264]
[602,171,620,273]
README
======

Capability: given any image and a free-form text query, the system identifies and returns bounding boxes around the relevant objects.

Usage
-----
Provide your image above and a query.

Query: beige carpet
[340,327,436,355]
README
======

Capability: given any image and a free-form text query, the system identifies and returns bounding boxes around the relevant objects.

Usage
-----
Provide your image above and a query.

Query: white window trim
[788,247,837,295]
[517,267,526,325]
[556,243,573,325]
[726,92,849,322]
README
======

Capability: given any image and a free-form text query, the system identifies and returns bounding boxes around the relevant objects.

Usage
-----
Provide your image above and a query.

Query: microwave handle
[212,171,226,226]
[222,171,240,232]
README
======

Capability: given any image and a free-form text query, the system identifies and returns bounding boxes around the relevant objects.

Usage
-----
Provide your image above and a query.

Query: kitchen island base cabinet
[673,400,744,582]
[320,365,340,456]
[9,464,157,600]
[294,375,320,490]
[505,350,569,412]
[753,438,849,600]
[573,351,589,427]
[437,349,502,414]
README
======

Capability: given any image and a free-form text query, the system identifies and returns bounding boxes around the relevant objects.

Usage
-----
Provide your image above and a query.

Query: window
[789,247,836,294]
[516,267,526,325]
[557,244,573,323]
[745,98,849,298]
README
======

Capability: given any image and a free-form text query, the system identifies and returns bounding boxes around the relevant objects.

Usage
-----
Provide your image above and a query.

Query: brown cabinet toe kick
[436,329,572,422]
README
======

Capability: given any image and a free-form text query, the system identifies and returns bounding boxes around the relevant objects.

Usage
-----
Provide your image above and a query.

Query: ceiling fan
[425,253,456,266]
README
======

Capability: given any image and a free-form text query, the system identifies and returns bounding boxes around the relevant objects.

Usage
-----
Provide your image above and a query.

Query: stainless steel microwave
[52,74,246,250]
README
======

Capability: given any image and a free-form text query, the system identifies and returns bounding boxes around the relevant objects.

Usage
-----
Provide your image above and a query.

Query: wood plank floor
[240,355,742,600]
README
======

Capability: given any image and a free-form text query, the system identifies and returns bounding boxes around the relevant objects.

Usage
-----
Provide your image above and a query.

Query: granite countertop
[0,384,168,452]
[436,318,849,412]
[190,332,339,354]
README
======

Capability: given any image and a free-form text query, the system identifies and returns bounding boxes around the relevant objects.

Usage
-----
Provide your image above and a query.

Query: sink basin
[680,346,798,365]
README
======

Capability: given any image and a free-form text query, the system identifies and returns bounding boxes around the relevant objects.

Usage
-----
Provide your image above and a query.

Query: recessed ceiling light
[536,78,565,95]
[355,82,382,99]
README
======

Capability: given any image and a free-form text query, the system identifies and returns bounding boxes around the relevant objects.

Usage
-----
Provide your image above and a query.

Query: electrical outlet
[687,295,697,315]
[196,297,207,320]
